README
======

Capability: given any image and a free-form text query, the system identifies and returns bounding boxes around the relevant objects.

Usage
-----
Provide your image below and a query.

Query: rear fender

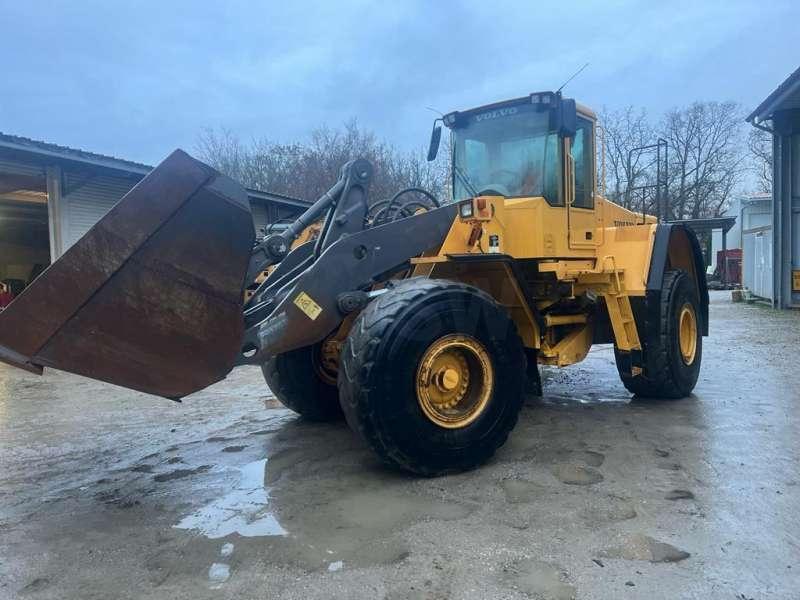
[647,224,709,335]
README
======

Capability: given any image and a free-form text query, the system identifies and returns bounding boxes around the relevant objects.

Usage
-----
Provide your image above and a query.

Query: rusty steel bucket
[0,150,255,399]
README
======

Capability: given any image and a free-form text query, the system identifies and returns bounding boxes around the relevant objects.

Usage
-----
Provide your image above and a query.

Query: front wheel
[338,277,526,476]
[615,270,702,399]
[261,344,342,421]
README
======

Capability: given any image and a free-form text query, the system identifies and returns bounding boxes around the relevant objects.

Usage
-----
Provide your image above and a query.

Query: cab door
[566,115,599,250]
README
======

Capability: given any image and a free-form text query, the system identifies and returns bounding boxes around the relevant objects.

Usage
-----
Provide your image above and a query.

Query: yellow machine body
[405,104,703,370]
[412,195,653,367]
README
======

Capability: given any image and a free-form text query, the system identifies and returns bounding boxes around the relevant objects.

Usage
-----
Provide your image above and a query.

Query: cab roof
[443,92,595,127]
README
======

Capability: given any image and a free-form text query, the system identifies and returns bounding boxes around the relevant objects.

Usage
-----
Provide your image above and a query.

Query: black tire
[261,345,342,421]
[615,270,702,399]
[338,277,526,476]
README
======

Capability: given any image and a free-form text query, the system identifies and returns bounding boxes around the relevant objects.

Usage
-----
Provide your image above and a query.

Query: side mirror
[427,122,442,162]
[553,97,577,138]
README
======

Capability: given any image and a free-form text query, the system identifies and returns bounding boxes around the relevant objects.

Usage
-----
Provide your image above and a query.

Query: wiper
[453,163,479,198]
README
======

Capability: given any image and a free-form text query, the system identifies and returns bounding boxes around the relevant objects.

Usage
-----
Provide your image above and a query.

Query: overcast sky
[0,0,796,166]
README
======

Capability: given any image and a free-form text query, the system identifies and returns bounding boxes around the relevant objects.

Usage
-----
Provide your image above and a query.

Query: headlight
[459,201,474,218]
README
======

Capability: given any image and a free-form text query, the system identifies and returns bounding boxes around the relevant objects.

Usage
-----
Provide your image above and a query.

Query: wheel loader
[0,91,708,475]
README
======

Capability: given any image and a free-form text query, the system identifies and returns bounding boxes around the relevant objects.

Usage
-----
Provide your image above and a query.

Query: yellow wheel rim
[678,303,697,365]
[416,334,494,429]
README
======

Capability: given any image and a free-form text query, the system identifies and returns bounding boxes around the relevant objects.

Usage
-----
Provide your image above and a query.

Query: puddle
[542,393,631,406]
[174,459,286,538]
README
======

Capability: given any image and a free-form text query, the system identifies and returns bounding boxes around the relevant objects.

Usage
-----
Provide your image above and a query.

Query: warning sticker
[293,291,323,320]
[793,270,800,292]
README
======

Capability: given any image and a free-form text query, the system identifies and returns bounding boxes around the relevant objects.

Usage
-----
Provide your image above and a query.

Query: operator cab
[427,91,595,209]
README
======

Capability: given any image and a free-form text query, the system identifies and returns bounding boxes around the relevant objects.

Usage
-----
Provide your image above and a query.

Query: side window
[541,133,561,205]
[571,118,594,208]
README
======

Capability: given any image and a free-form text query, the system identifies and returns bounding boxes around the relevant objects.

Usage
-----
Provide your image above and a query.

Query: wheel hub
[436,367,461,392]
[416,334,493,428]
[678,303,697,365]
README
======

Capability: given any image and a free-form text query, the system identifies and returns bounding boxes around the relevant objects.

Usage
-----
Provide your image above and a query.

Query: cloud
[0,0,795,164]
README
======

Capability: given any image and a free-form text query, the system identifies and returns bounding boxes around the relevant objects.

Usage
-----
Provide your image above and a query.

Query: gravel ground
[0,291,798,599]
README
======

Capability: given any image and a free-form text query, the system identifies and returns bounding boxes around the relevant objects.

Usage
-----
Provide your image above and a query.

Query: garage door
[62,173,137,250]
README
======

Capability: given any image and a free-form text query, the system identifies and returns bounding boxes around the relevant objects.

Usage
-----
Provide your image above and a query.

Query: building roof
[0,132,310,207]
[0,132,152,175]
[747,65,800,124]
[668,216,737,234]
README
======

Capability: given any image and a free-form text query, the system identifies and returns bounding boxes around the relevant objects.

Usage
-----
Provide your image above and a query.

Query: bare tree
[747,126,772,194]
[599,106,655,211]
[201,102,749,223]
[661,101,745,219]
[196,120,449,206]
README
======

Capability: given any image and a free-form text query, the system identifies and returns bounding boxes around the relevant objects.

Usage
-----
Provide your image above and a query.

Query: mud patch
[250,428,279,436]
[502,559,575,600]
[665,489,695,500]
[130,464,153,473]
[552,463,604,485]
[242,450,475,570]
[154,465,211,483]
[19,576,50,595]
[222,445,247,453]
[575,450,605,467]
[600,533,690,563]
[501,478,546,504]
[581,495,637,522]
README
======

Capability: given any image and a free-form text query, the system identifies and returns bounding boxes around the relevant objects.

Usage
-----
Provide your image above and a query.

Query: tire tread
[338,277,525,475]
[616,270,699,399]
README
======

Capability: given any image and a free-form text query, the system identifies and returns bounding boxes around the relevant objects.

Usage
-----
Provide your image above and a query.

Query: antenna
[557,62,589,93]
[425,106,444,118]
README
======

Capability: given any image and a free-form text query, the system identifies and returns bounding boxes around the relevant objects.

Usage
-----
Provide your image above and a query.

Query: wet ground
[0,291,798,599]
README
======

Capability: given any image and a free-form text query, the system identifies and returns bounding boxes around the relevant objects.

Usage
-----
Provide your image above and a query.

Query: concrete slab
[0,291,798,599]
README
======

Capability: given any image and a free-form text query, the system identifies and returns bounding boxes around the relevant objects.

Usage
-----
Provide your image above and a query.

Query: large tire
[615,270,702,399]
[338,277,526,476]
[261,345,342,421]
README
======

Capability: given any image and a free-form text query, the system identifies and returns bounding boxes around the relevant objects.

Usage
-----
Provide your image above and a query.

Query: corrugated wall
[250,201,269,238]
[61,173,298,250]
[0,157,46,178]
[245,200,301,238]
[62,172,137,250]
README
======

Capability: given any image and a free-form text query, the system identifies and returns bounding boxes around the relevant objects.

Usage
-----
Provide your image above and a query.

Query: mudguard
[646,223,709,335]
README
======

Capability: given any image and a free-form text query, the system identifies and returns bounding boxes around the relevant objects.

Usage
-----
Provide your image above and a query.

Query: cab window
[451,106,561,204]
[571,117,594,208]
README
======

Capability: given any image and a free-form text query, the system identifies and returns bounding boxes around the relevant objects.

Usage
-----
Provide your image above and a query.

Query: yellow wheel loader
[0,91,708,475]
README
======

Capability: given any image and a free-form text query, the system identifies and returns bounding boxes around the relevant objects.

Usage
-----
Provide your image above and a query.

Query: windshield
[451,105,560,202]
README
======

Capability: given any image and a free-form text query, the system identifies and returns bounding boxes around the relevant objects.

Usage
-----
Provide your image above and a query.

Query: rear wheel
[338,277,526,476]
[261,344,342,421]
[615,270,702,399]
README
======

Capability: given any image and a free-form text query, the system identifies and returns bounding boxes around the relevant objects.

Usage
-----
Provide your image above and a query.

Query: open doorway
[0,172,50,309]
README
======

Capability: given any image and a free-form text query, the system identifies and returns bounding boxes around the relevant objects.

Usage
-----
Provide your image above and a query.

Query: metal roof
[668,216,737,234]
[0,132,310,207]
[246,187,311,208]
[747,65,800,124]
[0,132,151,175]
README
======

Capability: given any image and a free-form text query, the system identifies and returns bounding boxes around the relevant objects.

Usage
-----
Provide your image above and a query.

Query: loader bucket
[0,150,255,399]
